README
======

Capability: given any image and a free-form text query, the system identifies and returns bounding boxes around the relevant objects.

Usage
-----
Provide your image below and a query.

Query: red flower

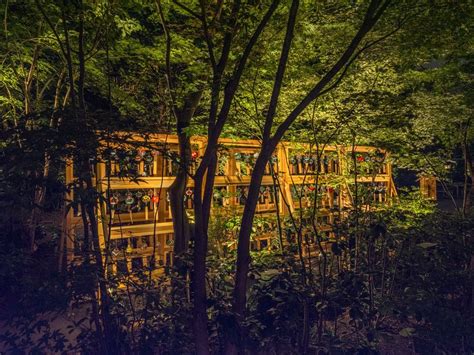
[357,155,365,162]
[191,151,199,159]
[151,195,160,203]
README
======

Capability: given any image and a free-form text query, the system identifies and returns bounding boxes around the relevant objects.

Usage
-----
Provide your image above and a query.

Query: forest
[0,0,473,354]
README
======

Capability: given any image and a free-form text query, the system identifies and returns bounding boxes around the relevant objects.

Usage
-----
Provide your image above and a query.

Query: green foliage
[391,212,474,352]
[1,0,473,353]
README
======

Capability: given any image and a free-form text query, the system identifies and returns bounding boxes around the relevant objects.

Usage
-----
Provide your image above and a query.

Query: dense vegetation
[0,0,473,353]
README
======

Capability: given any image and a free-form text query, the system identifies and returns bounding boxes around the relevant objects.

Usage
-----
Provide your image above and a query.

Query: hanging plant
[213,190,222,199]
[109,149,118,161]
[144,152,154,163]
[110,195,119,208]
[374,151,385,163]
[125,193,135,205]
[264,186,271,197]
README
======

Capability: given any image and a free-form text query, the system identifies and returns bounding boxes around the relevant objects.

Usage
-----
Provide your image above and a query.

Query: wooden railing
[65,134,397,274]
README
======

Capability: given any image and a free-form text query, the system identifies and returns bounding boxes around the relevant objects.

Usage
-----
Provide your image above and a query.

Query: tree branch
[194,0,280,177]
[155,0,179,120]
[271,0,392,145]
[262,0,299,141]
[211,0,281,138]
[199,0,217,71]
[172,0,203,20]
[34,0,68,59]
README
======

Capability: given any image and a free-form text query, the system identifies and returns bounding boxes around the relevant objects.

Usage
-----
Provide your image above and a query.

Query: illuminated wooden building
[65,134,397,273]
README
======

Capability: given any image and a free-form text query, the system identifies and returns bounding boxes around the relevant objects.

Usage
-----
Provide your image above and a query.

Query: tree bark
[191,172,210,354]
[461,120,473,215]
[225,146,274,354]
[171,91,203,257]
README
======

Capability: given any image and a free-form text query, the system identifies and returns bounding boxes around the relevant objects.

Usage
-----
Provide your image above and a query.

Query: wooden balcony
[65,134,397,273]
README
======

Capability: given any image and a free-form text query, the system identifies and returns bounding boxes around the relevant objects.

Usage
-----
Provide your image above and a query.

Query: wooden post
[420,175,437,200]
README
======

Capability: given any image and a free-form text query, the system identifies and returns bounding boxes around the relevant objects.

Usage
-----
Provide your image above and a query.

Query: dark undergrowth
[1,197,474,354]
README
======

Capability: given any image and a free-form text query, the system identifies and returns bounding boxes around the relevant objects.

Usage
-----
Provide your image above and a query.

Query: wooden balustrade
[65,134,397,274]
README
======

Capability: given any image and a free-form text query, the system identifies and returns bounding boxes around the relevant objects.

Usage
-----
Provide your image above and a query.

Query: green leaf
[417,242,437,249]
[399,327,416,337]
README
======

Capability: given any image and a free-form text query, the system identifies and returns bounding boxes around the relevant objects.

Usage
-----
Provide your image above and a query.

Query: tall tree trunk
[170,129,192,254]
[155,0,200,260]
[35,0,116,351]
[189,140,219,355]
[461,120,473,215]
[227,1,300,349]
[225,146,274,354]
[171,91,203,258]
[226,2,391,352]
[192,171,210,354]
[25,38,42,253]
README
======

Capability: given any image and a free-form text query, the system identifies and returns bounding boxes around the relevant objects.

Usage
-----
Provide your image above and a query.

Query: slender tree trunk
[225,146,274,354]
[192,171,210,354]
[461,121,473,215]
[35,0,115,351]
[170,130,192,255]
[202,153,217,229]
[169,2,281,348]
[76,2,115,351]
[227,1,300,349]
[226,1,391,351]
[25,39,42,253]
[170,91,202,257]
